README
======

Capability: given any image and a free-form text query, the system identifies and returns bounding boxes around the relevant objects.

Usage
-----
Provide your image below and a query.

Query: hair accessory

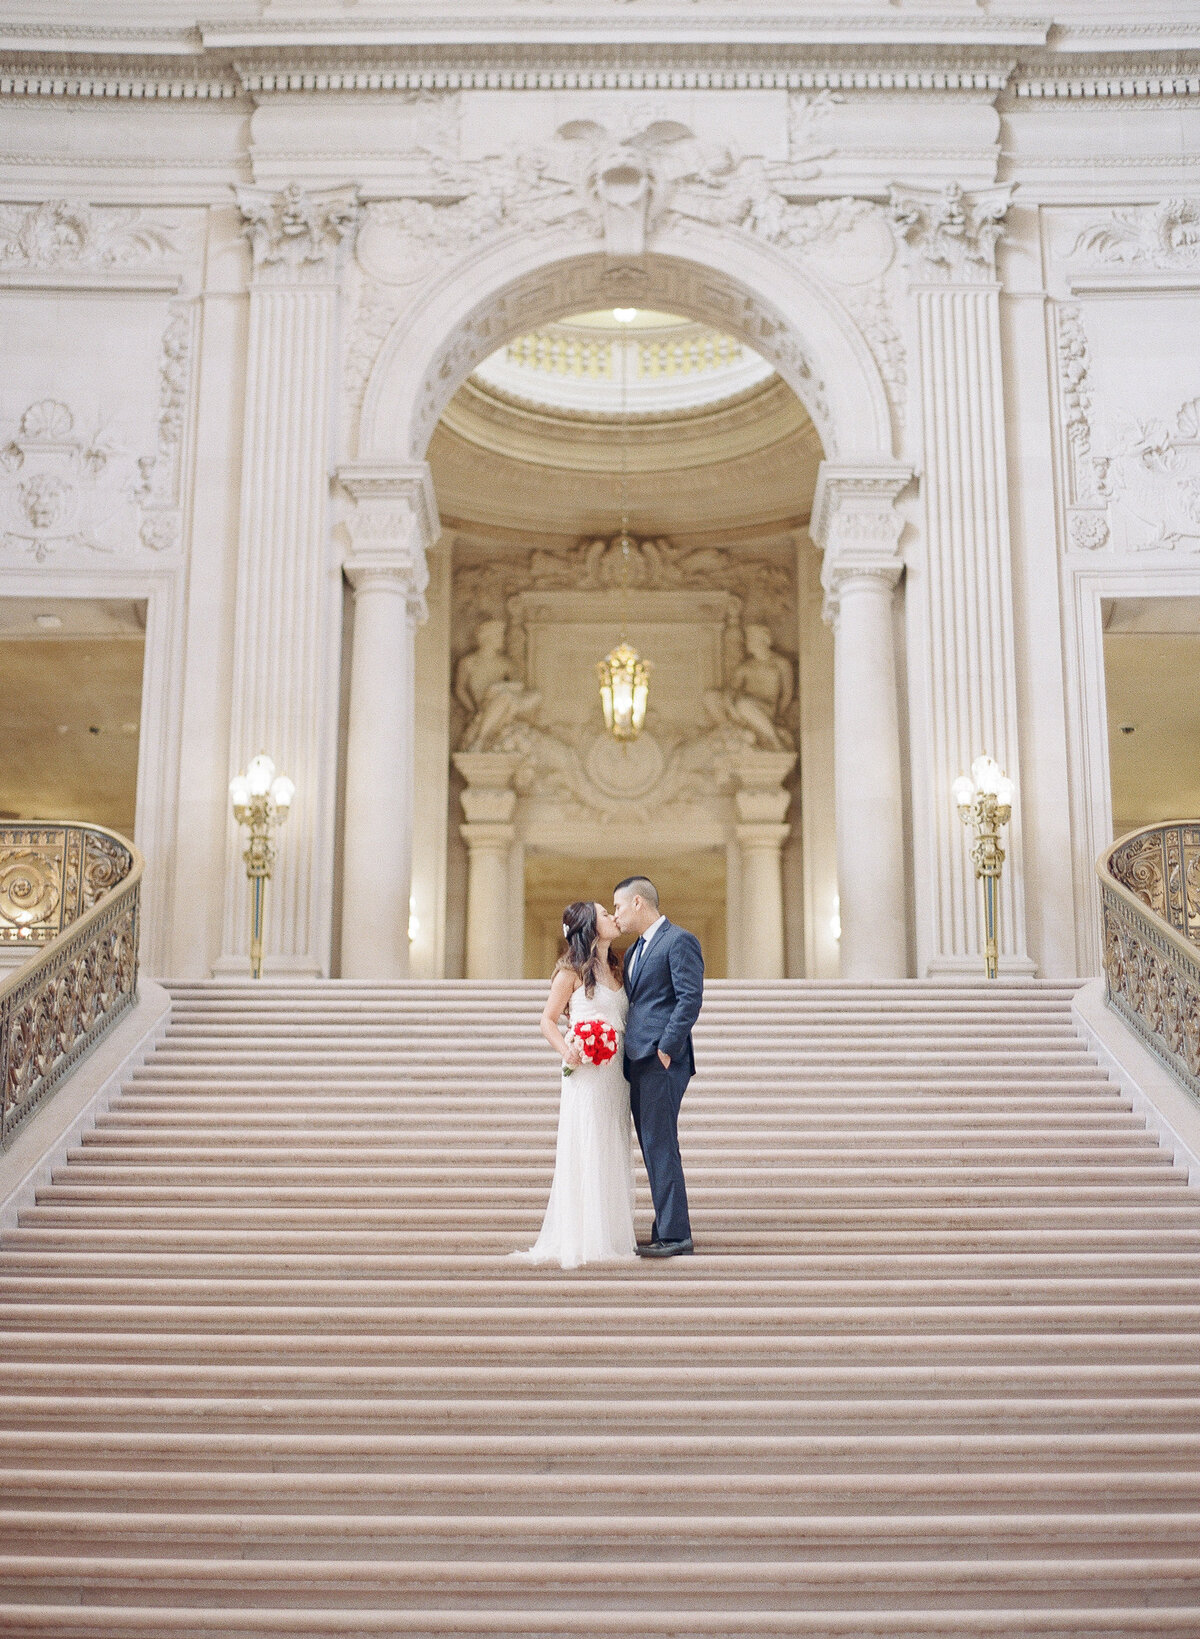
[562,922,570,939]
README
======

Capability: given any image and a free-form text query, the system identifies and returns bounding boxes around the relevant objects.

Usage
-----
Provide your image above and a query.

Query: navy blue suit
[623,920,704,1245]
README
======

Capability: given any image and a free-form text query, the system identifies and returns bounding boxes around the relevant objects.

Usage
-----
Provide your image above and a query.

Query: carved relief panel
[0,203,201,566]
[451,531,798,829]
[1049,201,1200,557]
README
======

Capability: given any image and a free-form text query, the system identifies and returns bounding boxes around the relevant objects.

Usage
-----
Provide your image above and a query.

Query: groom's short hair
[615,875,659,909]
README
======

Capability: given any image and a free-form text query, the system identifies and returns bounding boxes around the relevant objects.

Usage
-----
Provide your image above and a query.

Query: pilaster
[219,183,360,977]
[890,182,1034,978]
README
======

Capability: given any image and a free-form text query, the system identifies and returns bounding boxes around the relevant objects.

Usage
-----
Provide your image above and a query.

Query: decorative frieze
[0,199,181,273]
[1063,199,1200,272]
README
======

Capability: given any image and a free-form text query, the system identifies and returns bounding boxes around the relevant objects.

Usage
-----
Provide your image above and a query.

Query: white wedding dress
[514,981,637,1269]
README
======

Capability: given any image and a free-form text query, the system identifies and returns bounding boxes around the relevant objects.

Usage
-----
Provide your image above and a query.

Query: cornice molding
[0,32,1198,104]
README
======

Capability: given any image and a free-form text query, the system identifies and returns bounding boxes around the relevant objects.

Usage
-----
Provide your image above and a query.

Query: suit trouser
[626,1052,692,1244]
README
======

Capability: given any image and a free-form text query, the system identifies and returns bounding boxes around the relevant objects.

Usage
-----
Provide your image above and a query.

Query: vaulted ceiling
[428,307,822,542]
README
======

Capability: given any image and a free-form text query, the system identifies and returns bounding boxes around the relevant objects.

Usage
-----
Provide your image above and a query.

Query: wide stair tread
[3,977,1198,1636]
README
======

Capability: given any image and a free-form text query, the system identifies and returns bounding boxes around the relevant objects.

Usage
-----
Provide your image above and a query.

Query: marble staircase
[1,978,1199,1637]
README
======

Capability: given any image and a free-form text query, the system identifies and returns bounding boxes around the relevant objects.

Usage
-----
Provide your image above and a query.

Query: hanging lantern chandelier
[597,317,651,743]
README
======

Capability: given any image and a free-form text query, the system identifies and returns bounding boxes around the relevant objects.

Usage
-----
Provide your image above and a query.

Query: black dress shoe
[636,1238,694,1258]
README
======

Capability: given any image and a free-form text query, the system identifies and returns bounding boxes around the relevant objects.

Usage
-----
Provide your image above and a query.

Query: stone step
[3,1393,1197,1436]
[4,1426,1199,1471]
[21,1204,1200,1231]
[1,1331,1197,1368]
[7,1249,1199,1279]
[3,1552,1200,1610]
[3,1360,1198,1399]
[5,1508,1200,1559]
[9,1275,1200,1309]
[6,977,1197,1635]
[3,1604,1197,1638]
[44,1163,1189,1189]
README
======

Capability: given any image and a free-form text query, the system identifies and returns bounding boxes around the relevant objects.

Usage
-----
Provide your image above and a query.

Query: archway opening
[408,298,837,980]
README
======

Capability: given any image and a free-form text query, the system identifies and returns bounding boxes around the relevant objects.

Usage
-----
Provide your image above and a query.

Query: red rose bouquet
[562,1018,619,1076]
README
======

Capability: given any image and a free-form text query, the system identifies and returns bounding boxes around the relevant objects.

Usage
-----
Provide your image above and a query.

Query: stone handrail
[0,823,142,1148]
[1098,821,1200,1098]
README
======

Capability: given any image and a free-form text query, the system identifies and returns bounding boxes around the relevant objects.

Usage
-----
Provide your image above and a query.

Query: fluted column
[891,183,1033,975]
[338,464,437,980]
[812,464,911,981]
[220,184,359,976]
[454,753,522,980]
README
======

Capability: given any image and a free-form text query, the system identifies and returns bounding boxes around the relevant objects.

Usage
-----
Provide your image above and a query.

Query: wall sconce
[953,754,1014,980]
[229,752,294,980]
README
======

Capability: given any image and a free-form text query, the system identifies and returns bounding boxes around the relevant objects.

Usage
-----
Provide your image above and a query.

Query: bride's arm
[541,969,584,1067]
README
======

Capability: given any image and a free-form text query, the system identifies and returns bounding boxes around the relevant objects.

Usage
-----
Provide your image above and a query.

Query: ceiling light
[612,307,637,323]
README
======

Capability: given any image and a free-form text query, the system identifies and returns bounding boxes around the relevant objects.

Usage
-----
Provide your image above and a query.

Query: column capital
[811,461,912,623]
[337,461,440,623]
[888,182,1013,285]
[236,183,361,285]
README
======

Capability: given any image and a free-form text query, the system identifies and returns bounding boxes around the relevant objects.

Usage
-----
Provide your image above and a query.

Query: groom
[613,875,704,1258]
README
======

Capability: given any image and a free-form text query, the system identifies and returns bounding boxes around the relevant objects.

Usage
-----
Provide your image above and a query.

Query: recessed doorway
[0,597,146,837]
[524,850,727,980]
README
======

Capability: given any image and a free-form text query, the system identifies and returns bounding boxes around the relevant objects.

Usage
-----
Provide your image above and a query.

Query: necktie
[628,935,645,981]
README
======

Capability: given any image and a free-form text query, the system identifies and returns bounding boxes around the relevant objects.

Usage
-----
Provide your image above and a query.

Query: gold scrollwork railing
[1099,821,1200,1098]
[0,823,142,1149]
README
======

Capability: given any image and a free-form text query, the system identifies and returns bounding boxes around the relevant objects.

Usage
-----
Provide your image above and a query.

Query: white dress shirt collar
[640,913,667,949]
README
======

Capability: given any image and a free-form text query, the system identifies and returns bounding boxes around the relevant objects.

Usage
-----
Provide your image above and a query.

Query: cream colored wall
[1103,602,1200,837]
[0,602,146,838]
[2,19,1199,980]
[524,850,727,981]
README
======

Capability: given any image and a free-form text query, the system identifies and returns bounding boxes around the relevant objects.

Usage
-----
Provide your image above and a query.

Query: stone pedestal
[338,464,438,981]
[454,752,523,980]
[812,464,912,982]
[220,184,359,977]
[731,750,795,981]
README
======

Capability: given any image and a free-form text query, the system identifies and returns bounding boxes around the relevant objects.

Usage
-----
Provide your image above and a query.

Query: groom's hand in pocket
[657,1048,671,1068]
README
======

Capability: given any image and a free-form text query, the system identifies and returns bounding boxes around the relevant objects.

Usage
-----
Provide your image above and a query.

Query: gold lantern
[597,637,651,742]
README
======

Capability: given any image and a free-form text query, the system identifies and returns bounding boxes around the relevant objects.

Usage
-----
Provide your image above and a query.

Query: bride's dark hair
[556,900,622,997]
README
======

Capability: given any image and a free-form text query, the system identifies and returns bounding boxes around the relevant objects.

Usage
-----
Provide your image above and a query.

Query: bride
[513,899,636,1269]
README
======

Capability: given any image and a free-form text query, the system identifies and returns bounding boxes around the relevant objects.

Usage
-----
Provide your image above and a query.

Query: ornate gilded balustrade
[0,823,142,1148]
[1099,822,1200,1098]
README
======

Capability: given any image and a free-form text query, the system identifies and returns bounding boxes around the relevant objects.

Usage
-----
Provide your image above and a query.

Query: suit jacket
[623,919,704,1075]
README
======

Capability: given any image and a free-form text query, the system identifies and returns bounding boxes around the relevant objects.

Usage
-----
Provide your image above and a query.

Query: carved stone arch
[357,219,896,465]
